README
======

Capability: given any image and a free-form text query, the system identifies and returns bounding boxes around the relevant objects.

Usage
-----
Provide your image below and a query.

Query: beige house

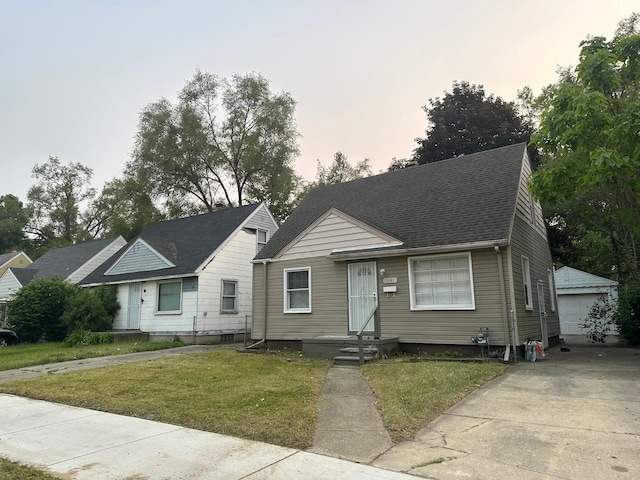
[0,251,31,277]
[251,143,560,359]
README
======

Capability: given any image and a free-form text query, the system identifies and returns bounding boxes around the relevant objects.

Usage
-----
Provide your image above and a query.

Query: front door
[537,281,549,348]
[348,261,378,334]
[127,283,142,330]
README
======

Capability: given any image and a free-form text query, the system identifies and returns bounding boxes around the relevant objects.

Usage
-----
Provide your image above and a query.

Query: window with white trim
[157,280,182,313]
[521,256,533,310]
[221,280,238,313]
[257,229,268,252]
[284,267,311,313]
[408,253,475,310]
[547,269,556,312]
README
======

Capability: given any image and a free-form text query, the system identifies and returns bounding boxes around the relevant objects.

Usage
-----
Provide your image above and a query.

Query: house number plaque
[382,277,397,284]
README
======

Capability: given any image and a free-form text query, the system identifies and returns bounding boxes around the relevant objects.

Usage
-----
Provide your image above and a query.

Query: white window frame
[408,252,475,311]
[283,267,311,313]
[156,279,182,314]
[257,229,268,252]
[221,279,238,313]
[547,269,556,312]
[521,256,533,310]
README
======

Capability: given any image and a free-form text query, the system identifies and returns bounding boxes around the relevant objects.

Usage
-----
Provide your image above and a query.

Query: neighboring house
[81,203,278,344]
[251,143,560,358]
[0,238,126,324]
[554,266,618,336]
[0,251,32,277]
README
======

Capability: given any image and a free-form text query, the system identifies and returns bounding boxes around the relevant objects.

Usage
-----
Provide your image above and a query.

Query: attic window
[257,229,268,252]
[522,256,533,310]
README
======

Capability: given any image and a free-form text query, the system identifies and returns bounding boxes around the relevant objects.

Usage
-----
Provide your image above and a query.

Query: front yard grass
[0,458,59,479]
[0,341,186,371]
[0,350,331,450]
[363,360,508,442]
[0,347,508,450]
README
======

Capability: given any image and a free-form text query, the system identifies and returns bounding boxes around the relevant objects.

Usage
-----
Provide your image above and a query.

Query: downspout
[494,244,511,361]
[246,259,269,349]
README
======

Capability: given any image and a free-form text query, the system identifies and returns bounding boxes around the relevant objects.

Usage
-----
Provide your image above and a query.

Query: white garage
[554,266,618,335]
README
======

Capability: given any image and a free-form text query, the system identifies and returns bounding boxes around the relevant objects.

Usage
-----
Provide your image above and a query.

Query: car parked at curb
[0,328,18,346]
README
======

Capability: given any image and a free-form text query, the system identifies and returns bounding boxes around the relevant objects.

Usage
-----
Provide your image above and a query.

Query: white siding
[280,213,399,260]
[69,237,126,283]
[0,271,22,301]
[136,280,198,333]
[196,229,255,334]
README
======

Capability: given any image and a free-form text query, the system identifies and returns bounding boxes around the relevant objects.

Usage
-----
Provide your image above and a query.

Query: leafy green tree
[6,278,79,342]
[413,81,534,165]
[313,152,372,186]
[0,194,28,253]
[84,176,164,240]
[26,156,95,245]
[531,14,640,282]
[129,71,300,217]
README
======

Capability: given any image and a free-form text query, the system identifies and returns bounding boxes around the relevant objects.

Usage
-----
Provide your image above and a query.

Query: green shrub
[61,286,118,333]
[581,294,617,343]
[64,330,113,346]
[613,283,640,345]
[6,278,79,342]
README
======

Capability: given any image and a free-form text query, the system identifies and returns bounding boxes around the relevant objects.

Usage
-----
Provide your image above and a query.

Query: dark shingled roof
[256,143,527,260]
[81,203,261,285]
[8,268,37,286]
[0,252,22,267]
[9,237,123,285]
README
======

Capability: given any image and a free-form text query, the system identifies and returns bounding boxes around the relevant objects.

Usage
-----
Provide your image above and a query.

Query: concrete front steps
[334,346,378,365]
[302,336,400,364]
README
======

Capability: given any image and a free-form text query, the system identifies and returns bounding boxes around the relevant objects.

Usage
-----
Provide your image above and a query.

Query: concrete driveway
[373,336,640,479]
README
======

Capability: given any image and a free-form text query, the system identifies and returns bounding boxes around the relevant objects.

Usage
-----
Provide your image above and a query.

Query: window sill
[284,310,312,314]
[155,310,182,315]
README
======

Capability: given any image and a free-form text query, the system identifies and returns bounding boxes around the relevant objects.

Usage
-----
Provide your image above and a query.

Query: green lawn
[0,347,508,450]
[0,341,186,371]
[0,349,331,450]
[0,458,59,480]
[363,360,508,442]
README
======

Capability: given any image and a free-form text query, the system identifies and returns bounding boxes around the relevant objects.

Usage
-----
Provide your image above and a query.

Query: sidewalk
[0,345,415,479]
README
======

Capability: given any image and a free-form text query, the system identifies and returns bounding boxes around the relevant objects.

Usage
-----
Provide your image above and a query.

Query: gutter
[326,239,509,261]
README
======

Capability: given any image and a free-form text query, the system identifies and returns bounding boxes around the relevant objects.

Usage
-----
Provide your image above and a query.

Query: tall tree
[130,71,300,217]
[84,176,164,240]
[0,194,28,253]
[26,156,95,245]
[530,14,640,281]
[313,152,372,186]
[413,81,534,164]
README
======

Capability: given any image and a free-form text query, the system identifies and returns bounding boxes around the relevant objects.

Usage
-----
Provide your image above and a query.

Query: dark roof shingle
[256,143,526,260]
[81,203,261,284]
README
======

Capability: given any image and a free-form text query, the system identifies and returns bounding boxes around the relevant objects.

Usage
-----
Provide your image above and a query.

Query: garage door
[558,293,613,335]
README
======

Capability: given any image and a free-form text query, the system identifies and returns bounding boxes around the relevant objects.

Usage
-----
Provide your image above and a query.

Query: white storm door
[127,283,142,329]
[348,262,378,333]
[537,281,549,348]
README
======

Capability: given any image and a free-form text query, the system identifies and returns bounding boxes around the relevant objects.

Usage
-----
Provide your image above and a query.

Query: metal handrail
[357,304,379,365]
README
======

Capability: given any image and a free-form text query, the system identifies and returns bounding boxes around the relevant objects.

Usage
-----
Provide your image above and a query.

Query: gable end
[105,239,176,276]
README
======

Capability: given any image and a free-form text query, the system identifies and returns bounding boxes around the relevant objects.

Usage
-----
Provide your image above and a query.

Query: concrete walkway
[308,365,392,463]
